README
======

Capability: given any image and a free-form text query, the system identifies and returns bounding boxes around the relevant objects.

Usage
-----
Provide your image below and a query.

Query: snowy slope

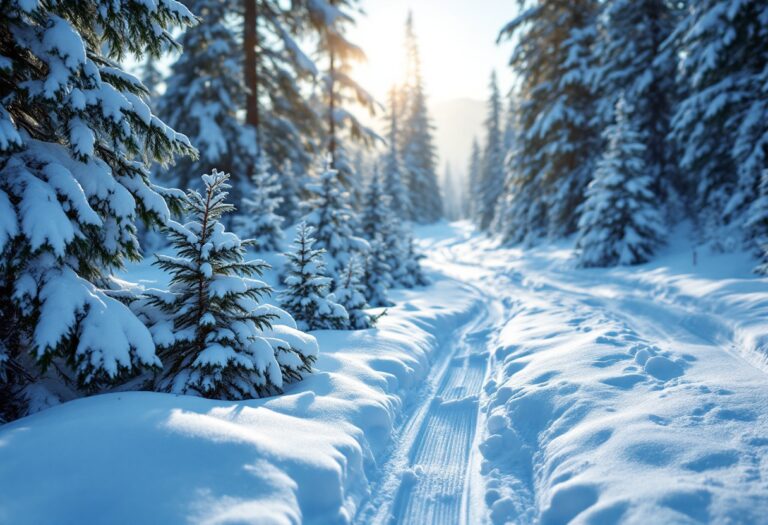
[0,270,483,525]
[421,223,768,524]
[3,223,768,525]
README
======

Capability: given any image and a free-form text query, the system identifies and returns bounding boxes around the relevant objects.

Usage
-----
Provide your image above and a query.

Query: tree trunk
[328,48,336,167]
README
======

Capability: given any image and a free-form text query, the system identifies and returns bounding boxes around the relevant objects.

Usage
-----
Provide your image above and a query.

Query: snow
[422,223,768,524]
[0,255,480,524]
[3,222,768,523]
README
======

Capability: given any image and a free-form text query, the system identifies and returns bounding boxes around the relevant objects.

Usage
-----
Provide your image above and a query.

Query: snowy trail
[417,225,768,524]
[356,282,504,525]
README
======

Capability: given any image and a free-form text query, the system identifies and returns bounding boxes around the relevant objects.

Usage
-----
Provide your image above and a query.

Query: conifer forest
[1,1,768,524]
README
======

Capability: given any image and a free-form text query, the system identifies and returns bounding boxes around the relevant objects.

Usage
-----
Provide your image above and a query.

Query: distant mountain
[430,97,485,178]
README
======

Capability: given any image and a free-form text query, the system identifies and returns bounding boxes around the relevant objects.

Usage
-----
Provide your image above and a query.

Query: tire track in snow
[355,300,499,525]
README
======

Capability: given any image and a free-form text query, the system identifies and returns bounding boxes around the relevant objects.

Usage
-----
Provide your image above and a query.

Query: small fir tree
[361,167,416,288]
[138,172,316,399]
[234,154,285,252]
[280,223,349,331]
[301,159,367,277]
[333,256,374,330]
[362,235,393,307]
[276,159,302,224]
[576,99,665,267]
[382,86,411,218]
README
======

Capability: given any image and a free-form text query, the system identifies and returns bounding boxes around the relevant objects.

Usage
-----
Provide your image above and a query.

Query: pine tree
[594,0,679,205]
[401,231,429,288]
[361,235,393,307]
[381,86,411,218]
[477,71,505,231]
[301,160,366,277]
[576,99,664,267]
[671,0,768,248]
[361,167,414,288]
[280,223,349,331]
[137,172,316,398]
[0,0,196,419]
[467,138,483,222]
[308,0,379,189]
[158,0,256,193]
[497,0,601,242]
[333,256,373,329]
[242,0,322,172]
[234,154,284,252]
[276,159,303,224]
[400,13,443,223]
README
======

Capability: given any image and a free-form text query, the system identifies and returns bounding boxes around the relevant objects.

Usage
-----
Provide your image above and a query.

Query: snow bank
[0,277,481,524]
[425,224,768,524]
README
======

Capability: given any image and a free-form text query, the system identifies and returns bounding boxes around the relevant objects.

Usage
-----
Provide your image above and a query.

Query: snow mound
[0,278,481,524]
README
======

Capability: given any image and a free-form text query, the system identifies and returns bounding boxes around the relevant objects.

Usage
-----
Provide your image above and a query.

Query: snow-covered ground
[2,222,768,524]
[420,222,768,524]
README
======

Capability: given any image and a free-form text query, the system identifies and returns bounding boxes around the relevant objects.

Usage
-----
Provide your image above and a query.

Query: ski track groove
[356,291,499,525]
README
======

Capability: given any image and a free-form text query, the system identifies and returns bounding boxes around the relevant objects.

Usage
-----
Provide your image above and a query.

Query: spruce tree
[280,223,349,331]
[333,256,374,330]
[242,0,322,172]
[308,0,379,190]
[0,0,195,419]
[234,154,284,252]
[137,172,316,398]
[467,138,483,223]
[362,235,393,307]
[401,231,429,288]
[158,0,256,193]
[301,160,366,277]
[381,86,411,218]
[594,0,679,205]
[360,167,417,289]
[477,71,505,231]
[576,99,664,267]
[276,159,303,224]
[400,13,443,223]
[497,0,601,242]
[671,0,768,247]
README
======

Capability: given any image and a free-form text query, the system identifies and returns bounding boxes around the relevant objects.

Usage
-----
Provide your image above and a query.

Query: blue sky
[349,0,517,104]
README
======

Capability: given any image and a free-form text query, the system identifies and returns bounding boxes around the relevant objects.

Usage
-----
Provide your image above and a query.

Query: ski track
[355,283,501,525]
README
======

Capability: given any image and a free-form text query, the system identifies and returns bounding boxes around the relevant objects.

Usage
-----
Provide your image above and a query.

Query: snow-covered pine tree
[467,138,483,222]
[361,166,411,288]
[158,0,256,193]
[576,99,664,267]
[242,0,322,173]
[0,0,196,420]
[333,256,374,329]
[362,235,393,307]
[381,86,411,218]
[280,223,348,331]
[234,154,284,252]
[301,159,366,277]
[477,71,506,231]
[671,0,768,248]
[401,231,429,288]
[400,13,443,223]
[497,0,601,242]
[138,172,316,398]
[593,0,679,206]
[276,159,302,224]
[307,0,379,193]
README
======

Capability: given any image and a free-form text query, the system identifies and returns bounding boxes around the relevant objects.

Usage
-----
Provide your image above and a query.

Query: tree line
[468,0,768,268]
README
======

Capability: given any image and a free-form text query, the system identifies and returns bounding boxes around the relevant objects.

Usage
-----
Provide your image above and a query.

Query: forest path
[354,257,505,525]
[408,223,768,525]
